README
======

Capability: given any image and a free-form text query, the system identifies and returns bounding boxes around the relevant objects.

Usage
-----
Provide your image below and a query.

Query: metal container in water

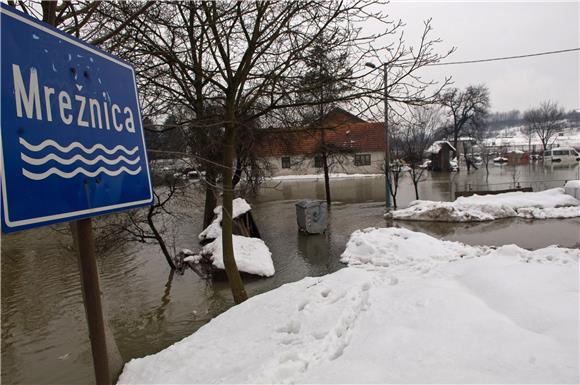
[295,200,327,234]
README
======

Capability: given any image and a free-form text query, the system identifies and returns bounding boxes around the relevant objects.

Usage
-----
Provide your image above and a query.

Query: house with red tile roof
[255,108,386,176]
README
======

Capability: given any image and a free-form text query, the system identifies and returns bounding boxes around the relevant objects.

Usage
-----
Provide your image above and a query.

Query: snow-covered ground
[118,227,579,384]
[388,186,580,222]
[482,125,580,150]
[267,173,382,181]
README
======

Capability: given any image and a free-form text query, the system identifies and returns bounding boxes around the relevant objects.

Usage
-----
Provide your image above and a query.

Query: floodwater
[2,163,579,384]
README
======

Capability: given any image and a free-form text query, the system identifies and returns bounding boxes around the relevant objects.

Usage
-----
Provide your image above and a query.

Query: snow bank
[565,180,580,200]
[388,187,580,222]
[199,198,252,241]
[119,228,579,384]
[341,227,482,268]
[202,235,275,277]
[268,173,382,181]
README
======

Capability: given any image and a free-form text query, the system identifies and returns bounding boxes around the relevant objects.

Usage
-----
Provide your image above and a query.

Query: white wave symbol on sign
[19,137,138,155]
[21,153,141,166]
[20,138,142,181]
[23,166,142,180]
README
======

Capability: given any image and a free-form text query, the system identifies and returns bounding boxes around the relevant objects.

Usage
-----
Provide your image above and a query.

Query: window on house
[314,155,324,168]
[281,156,291,169]
[354,153,371,166]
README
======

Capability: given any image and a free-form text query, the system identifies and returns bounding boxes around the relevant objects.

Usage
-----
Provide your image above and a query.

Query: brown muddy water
[2,163,579,384]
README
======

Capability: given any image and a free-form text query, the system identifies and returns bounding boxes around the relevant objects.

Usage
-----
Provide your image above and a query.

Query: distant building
[426,141,456,171]
[255,108,386,176]
[455,137,477,156]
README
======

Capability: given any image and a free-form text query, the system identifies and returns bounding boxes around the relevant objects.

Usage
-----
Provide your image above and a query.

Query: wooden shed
[427,141,456,172]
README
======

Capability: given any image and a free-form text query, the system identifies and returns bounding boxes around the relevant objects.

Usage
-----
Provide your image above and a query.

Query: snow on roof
[199,198,252,241]
[426,140,456,154]
[195,198,275,277]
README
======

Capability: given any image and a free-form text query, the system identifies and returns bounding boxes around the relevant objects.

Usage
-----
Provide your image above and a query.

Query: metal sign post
[72,218,112,385]
[1,5,152,384]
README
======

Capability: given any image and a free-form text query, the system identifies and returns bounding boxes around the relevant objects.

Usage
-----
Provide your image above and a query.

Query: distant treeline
[487,109,580,132]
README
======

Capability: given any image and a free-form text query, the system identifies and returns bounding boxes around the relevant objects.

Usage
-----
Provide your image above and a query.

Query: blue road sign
[1,5,153,233]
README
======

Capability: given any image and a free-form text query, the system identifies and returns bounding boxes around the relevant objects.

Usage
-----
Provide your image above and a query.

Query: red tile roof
[255,121,385,157]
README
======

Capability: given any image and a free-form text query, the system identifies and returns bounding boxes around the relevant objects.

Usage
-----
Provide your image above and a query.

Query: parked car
[493,156,508,163]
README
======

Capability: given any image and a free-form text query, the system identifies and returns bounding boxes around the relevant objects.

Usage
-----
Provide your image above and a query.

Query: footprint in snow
[276,319,301,334]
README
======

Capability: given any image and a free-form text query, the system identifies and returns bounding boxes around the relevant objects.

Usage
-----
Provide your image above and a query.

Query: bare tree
[295,36,355,206]
[440,85,490,165]
[110,1,454,304]
[388,163,404,210]
[520,124,535,155]
[471,119,494,180]
[10,1,154,50]
[195,1,357,303]
[523,101,565,155]
[481,146,493,181]
[104,171,194,270]
[385,118,404,209]
[398,106,441,199]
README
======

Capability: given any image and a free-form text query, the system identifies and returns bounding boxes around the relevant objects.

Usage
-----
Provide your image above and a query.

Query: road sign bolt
[70,67,76,75]
[84,70,90,78]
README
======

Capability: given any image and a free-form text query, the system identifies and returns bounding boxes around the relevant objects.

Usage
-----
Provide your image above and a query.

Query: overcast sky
[375,1,579,113]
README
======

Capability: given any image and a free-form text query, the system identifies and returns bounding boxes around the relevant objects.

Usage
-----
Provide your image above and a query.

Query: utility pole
[382,63,392,210]
[366,61,392,210]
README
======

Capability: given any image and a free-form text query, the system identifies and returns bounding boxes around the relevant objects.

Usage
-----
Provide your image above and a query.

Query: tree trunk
[203,171,218,229]
[221,120,247,304]
[322,150,331,206]
[389,172,398,210]
[232,156,244,189]
[147,205,176,270]
[485,160,489,182]
[409,169,420,200]
[541,139,548,161]
[452,133,459,170]
[41,1,58,25]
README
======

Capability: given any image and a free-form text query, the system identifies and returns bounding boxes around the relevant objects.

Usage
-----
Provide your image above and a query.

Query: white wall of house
[265,151,385,177]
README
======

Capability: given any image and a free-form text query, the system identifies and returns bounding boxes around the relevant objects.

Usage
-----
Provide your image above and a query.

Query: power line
[427,47,580,66]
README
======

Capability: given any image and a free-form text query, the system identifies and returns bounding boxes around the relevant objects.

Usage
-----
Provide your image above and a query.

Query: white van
[543,147,580,163]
